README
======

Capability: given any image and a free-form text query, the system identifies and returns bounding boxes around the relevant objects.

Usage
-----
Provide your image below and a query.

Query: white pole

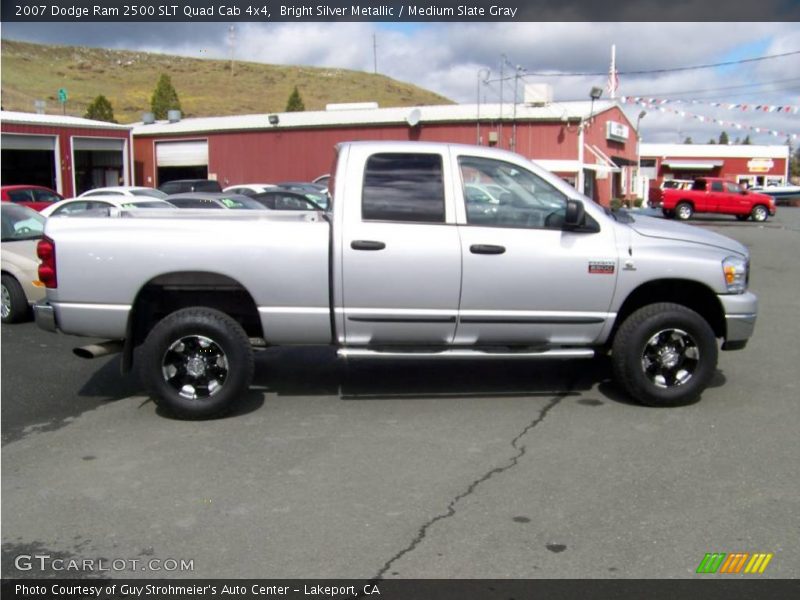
[609,44,617,100]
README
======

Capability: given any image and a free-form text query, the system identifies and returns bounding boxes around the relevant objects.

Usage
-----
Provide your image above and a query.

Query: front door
[454,154,618,346]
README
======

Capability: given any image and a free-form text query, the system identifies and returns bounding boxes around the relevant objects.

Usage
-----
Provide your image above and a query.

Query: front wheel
[751,205,769,222]
[612,303,718,407]
[675,202,693,220]
[139,307,254,419]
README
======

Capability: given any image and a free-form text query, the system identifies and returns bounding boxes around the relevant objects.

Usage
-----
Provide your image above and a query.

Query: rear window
[362,153,445,223]
[196,181,222,193]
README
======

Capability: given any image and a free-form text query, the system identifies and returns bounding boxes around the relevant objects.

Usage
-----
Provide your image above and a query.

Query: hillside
[0,40,453,123]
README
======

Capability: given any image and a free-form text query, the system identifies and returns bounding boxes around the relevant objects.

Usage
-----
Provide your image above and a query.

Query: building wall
[133,106,637,205]
[1,122,132,197]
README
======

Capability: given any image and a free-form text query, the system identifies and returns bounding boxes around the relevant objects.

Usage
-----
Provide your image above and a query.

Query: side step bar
[337,348,595,360]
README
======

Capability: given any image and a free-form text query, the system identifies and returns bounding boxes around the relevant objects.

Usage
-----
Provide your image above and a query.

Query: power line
[624,76,800,99]
[522,50,800,77]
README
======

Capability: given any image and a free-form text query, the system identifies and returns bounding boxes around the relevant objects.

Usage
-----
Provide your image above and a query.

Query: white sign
[747,158,774,173]
[606,121,629,142]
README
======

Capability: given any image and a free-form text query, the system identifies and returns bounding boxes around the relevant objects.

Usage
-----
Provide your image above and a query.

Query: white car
[41,196,175,217]
[79,186,168,199]
[1,204,47,323]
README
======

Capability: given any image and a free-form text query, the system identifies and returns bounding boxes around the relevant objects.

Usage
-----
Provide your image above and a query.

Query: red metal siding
[2,122,131,197]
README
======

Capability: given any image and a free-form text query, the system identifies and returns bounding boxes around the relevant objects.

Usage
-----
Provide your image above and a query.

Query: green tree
[742,135,752,145]
[708,139,716,144]
[84,95,116,123]
[150,74,181,120]
[285,86,305,112]
[718,131,729,145]
[683,136,693,144]
[791,145,800,179]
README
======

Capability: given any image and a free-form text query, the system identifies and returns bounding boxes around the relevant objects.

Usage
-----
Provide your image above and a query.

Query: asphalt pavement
[2,209,799,579]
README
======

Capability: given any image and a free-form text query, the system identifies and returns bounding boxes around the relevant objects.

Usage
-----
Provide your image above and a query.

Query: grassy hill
[0,39,453,123]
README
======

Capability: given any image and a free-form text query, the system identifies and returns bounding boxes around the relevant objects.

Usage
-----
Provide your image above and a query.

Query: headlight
[722,256,748,294]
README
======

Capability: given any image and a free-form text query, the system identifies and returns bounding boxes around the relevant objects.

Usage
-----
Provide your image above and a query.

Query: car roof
[166,192,251,200]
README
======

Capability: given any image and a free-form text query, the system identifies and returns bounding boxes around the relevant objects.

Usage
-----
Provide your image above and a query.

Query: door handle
[470,244,506,255]
[351,240,386,251]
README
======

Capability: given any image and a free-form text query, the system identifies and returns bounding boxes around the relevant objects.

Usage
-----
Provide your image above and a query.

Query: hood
[625,214,748,256]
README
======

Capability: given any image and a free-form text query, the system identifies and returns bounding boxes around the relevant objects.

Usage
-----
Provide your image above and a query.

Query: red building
[132,101,638,206]
[1,111,133,197]
[640,143,790,190]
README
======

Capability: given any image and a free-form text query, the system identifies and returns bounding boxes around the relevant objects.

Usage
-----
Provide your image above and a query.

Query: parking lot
[2,209,799,580]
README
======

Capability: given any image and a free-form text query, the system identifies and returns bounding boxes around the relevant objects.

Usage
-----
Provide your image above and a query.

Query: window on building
[362,153,445,223]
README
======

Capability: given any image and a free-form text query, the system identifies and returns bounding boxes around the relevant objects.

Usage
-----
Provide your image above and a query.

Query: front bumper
[718,292,758,350]
[33,300,58,333]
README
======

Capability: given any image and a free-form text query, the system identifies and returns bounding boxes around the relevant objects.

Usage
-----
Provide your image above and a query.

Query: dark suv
[157,179,222,194]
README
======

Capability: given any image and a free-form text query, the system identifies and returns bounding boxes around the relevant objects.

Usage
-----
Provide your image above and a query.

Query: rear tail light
[37,236,57,288]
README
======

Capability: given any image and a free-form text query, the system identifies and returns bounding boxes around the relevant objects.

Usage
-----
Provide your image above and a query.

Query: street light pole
[476,68,490,145]
[636,110,647,204]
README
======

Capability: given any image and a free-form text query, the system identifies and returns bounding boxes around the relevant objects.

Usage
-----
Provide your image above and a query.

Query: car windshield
[1,205,46,241]
[130,189,168,199]
[120,201,173,209]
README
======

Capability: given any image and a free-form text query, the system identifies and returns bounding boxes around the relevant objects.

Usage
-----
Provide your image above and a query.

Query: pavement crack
[373,392,566,580]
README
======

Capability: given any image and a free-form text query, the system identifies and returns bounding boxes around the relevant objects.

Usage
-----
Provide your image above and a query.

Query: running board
[337,348,595,360]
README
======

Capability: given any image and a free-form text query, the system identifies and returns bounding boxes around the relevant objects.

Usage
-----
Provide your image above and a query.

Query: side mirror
[564,199,585,228]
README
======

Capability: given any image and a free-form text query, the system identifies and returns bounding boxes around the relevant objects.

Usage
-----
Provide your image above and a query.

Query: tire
[751,205,769,222]
[1,274,30,324]
[735,215,749,221]
[612,303,718,407]
[675,202,693,221]
[139,307,254,419]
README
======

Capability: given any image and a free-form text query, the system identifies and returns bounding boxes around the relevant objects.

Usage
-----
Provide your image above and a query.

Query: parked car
[1,204,46,323]
[41,196,176,217]
[166,193,267,210]
[661,177,776,221]
[79,186,168,199]
[661,179,693,191]
[35,141,757,419]
[312,174,331,187]
[158,179,222,194]
[251,190,324,211]
[223,184,279,197]
[1,185,64,212]
[750,185,800,206]
[276,182,329,209]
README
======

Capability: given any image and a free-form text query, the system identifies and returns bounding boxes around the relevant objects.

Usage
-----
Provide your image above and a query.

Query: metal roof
[1,110,132,131]
[131,101,619,136]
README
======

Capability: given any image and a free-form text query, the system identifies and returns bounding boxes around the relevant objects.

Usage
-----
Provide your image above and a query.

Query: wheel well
[125,272,263,365]
[677,199,694,207]
[610,279,725,344]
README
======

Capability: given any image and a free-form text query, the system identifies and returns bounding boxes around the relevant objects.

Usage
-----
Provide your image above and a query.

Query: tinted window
[130,189,168,199]
[33,189,61,202]
[692,180,706,191]
[711,181,724,192]
[53,201,94,215]
[7,190,34,203]
[725,182,741,194]
[459,156,568,229]
[196,181,222,192]
[84,191,123,197]
[362,153,445,223]
[170,198,216,209]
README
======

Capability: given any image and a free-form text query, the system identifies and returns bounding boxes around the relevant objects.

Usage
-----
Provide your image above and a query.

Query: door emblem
[588,261,615,275]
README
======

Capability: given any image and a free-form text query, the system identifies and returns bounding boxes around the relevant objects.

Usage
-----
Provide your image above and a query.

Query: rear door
[336,146,461,346]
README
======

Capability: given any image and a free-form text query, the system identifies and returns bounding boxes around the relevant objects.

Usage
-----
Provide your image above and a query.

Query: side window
[692,180,706,191]
[34,189,61,202]
[458,156,568,229]
[8,190,34,203]
[53,201,91,216]
[711,181,724,192]
[725,182,740,194]
[362,153,445,223]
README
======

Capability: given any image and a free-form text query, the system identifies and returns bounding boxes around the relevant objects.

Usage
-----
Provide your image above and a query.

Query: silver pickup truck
[35,141,757,418]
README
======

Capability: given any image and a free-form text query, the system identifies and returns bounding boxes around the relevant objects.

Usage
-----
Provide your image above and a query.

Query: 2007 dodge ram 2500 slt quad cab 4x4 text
[34,142,758,418]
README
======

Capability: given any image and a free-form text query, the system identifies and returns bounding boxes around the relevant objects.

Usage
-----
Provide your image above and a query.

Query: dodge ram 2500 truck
[34,142,758,418]
[661,177,776,221]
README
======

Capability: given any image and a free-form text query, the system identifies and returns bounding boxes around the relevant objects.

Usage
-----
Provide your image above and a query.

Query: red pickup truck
[661,177,776,222]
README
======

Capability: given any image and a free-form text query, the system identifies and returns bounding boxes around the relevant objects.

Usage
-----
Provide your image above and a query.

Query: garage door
[72,137,125,152]
[2,133,56,151]
[156,140,208,167]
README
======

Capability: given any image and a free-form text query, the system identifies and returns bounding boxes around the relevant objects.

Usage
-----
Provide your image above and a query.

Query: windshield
[121,201,173,209]
[1,205,46,241]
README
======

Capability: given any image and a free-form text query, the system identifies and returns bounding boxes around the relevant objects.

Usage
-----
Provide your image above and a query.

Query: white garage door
[156,140,209,167]
[2,133,56,151]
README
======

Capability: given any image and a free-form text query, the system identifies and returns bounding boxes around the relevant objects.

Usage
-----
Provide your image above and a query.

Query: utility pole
[499,55,505,145]
[608,44,618,100]
[373,34,377,74]
[228,25,237,78]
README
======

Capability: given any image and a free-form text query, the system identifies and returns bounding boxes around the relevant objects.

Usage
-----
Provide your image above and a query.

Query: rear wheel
[751,205,769,222]
[612,303,718,407]
[1,274,30,324]
[675,202,693,221]
[139,307,254,419]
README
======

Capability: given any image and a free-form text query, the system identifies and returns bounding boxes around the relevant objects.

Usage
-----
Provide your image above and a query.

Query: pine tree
[708,139,716,144]
[683,137,693,144]
[742,135,752,145]
[285,86,305,112]
[718,131,730,145]
[84,95,116,123]
[150,74,182,120]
